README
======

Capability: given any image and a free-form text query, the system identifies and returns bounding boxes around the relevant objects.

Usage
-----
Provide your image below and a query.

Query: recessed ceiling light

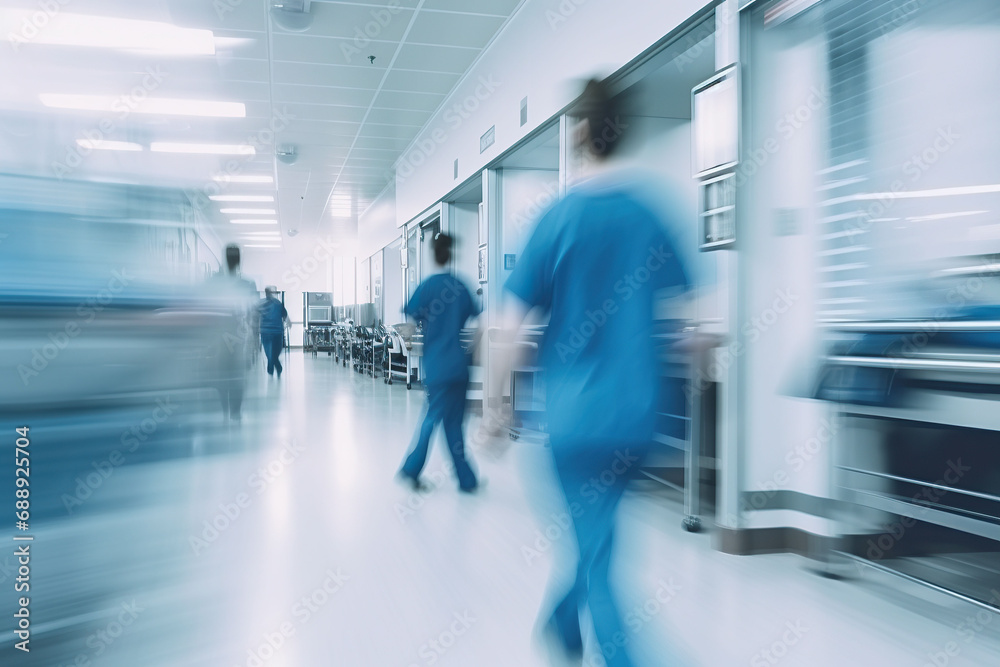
[152,143,255,156]
[230,219,278,224]
[76,139,142,151]
[40,94,245,118]
[214,174,273,184]
[210,195,274,203]
[220,208,277,214]
[1,11,216,55]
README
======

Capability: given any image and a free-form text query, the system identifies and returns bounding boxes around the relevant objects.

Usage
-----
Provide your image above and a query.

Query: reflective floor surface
[2,351,999,666]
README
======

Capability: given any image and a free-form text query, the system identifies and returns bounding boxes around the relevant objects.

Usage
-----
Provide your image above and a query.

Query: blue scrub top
[259,297,287,334]
[405,273,480,386]
[505,180,689,446]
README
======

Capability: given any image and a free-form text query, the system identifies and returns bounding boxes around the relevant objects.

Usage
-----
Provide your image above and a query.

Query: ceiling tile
[365,107,432,127]
[271,62,384,89]
[372,90,444,112]
[353,136,415,151]
[270,34,396,68]
[358,123,421,141]
[381,69,460,95]
[271,84,375,107]
[277,103,368,123]
[407,12,506,49]
[421,0,523,15]
[305,3,415,41]
[394,44,479,75]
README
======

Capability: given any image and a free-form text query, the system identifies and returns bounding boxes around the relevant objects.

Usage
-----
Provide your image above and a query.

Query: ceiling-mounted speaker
[276,144,298,165]
[270,0,313,32]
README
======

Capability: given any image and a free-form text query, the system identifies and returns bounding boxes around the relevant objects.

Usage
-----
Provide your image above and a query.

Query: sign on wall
[478,244,488,283]
[692,65,739,179]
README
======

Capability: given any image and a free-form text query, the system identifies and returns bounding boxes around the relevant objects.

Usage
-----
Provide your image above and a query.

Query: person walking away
[398,233,481,493]
[208,244,258,422]
[496,78,690,666]
[259,286,289,377]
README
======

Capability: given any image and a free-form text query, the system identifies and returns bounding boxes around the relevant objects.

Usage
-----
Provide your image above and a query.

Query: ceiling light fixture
[40,94,245,118]
[153,143,255,156]
[211,195,274,203]
[1,11,216,55]
[269,1,313,32]
[230,219,278,224]
[219,208,277,214]
[213,175,273,184]
[76,139,142,151]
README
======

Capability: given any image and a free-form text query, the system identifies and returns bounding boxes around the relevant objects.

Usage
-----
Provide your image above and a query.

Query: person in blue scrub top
[498,78,690,666]
[259,286,289,377]
[398,233,481,493]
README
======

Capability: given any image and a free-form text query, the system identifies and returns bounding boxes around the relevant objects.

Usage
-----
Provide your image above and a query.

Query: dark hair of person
[225,244,241,272]
[433,233,453,266]
[575,77,624,159]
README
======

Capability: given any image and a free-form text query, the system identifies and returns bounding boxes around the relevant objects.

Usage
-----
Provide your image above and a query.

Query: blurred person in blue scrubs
[497,78,690,666]
[209,244,258,422]
[259,286,289,377]
[398,233,481,493]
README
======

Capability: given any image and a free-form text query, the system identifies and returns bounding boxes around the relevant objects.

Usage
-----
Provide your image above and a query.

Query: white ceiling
[0,0,524,255]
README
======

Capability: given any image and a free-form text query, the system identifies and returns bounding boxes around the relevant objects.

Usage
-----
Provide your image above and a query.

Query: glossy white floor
[13,351,1000,667]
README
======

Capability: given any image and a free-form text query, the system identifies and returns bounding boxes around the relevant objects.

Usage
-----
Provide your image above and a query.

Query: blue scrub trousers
[548,440,648,667]
[261,332,283,375]
[401,380,478,491]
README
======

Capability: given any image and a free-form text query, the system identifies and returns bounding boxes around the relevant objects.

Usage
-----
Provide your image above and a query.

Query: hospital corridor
[2,0,1000,666]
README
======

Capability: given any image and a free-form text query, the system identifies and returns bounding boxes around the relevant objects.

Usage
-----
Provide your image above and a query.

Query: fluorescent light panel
[214,175,273,184]
[76,139,141,151]
[219,208,276,215]
[40,94,244,118]
[210,195,274,202]
[230,219,278,224]
[1,11,216,55]
[153,143,254,156]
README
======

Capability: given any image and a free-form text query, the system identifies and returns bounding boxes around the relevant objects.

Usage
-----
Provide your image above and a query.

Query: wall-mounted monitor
[692,65,739,179]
